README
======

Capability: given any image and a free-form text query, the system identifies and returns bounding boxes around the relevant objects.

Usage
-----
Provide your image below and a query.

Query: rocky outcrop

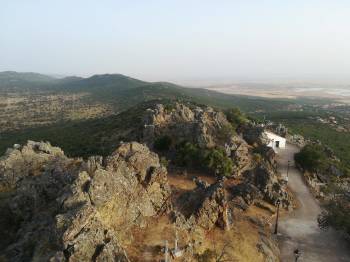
[143,102,234,149]
[0,141,171,262]
[242,124,269,146]
[225,136,252,175]
[0,141,69,192]
[233,165,292,209]
[176,178,232,231]
[143,103,253,176]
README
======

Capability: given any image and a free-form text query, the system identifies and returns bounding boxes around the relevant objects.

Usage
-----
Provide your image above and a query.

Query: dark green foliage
[216,124,235,142]
[175,142,201,167]
[225,107,248,128]
[175,142,233,177]
[294,144,327,172]
[0,101,155,158]
[318,184,350,236]
[153,135,172,151]
[289,122,350,170]
[203,148,233,177]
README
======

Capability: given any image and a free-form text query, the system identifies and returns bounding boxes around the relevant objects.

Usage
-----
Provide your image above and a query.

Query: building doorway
[275,141,280,148]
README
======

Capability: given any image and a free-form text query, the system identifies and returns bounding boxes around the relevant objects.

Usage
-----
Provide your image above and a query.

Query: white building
[265,131,286,149]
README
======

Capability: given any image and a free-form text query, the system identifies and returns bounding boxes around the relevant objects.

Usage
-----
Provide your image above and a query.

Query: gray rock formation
[176,179,232,231]
[143,102,233,149]
[233,165,292,208]
[242,124,269,146]
[0,141,171,262]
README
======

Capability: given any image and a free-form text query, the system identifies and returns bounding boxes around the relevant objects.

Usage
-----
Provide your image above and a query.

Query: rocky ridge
[0,103,292,261]
[0,141,171,261]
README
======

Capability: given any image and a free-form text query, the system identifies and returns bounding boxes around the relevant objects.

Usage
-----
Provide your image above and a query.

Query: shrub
[318,184,350,236]
[160,156,170,167]
[203,148,233,177]
[225,108,248,128]
[175,142,200,166]
[294,144,327,172]
[153,135,172,151]
[175,142,233,177]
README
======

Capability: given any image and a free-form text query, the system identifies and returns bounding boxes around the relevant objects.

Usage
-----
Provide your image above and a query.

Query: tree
[204,148,233,177]
[175,142,200,166]
[318,183,350,236]
[153,135,172,151]
[225,108,248,128]
[294,144,327,172]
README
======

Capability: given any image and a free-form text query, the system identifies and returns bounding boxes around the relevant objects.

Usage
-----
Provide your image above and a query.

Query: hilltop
[0,104,292,261]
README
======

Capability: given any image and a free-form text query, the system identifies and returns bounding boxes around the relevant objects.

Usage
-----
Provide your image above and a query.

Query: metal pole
[274,200,280,234]
[287,160,290,178]
[164,240,169,262]
[174,230,178,252]
[294,249,300,262]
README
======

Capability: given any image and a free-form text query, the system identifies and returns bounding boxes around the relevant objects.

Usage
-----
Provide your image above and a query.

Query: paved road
[276,144,350,262]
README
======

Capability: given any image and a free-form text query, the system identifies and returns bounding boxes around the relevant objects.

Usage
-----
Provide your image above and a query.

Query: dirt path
[276,144,350,262]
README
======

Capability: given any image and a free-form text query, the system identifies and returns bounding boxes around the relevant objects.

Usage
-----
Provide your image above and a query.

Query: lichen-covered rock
[0,141,68,192]
[0,141,171,262]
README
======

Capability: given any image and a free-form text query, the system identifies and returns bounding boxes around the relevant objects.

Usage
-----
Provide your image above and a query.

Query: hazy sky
[1,0,350,83]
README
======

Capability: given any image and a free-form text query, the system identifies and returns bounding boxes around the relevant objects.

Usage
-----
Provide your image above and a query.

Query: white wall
[265,131,286,149]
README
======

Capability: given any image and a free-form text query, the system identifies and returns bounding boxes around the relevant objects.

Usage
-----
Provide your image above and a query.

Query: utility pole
[287,160,290,178]
[164,240,169,262]
[294,249,301,261]
[174,230,178,253]
[274,199,281,234]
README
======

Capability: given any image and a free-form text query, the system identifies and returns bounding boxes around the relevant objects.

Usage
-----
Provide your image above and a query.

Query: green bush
[319,184,350,236]
[175,142,233,177]
[153,135,172,151]
[203,148,233,177]
[175,142,200,166]
[225,107,248,128]
[294,144,327,172]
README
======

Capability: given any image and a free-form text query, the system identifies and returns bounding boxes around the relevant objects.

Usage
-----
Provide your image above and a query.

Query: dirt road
[276,144,350,262]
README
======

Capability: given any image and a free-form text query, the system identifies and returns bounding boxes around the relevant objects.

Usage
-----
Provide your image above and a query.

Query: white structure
[265,131,286,149]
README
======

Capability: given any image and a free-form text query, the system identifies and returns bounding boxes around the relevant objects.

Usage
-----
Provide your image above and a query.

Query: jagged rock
[244,166,292,208]
[177,180,232,231]
[231,183,263,205]
[225,136,252,175]
[143,102,235,149]
[242,125,269,146]
[0,141,171,262]
[255,145,277,169]
[0,140,68,191]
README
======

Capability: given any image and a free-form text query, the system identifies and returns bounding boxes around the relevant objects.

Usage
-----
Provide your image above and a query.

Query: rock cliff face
[0,141,171,262]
